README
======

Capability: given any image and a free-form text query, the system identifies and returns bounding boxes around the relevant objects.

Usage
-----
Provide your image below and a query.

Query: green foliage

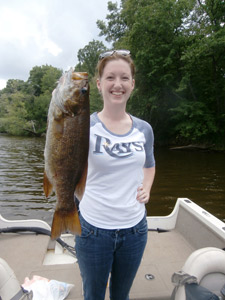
[0,65,62,136]
[1,79,28,94]
[89,78,103,114]
[0,92,30,135]
[75,40,105,114]
[28,65,62,96]
[75,40,107,78]
[170,101,218,143]
[40,67,62,93]
[97,1,127,43]
[30,91,52,133]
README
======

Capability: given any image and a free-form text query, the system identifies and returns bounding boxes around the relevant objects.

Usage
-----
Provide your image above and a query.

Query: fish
[43,69,89,240]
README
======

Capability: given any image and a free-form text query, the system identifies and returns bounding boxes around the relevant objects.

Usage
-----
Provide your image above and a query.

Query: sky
[0,0,120,90]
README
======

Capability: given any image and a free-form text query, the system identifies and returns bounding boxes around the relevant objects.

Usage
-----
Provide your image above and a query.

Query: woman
[75,50,155,300]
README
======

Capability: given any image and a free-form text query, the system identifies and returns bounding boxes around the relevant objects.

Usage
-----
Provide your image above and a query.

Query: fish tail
[51,207,81,240]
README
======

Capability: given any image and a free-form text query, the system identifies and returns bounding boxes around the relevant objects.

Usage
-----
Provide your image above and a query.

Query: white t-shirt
[79,112,155,229]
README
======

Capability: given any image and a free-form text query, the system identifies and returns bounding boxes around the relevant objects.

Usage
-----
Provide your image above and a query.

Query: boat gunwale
[147,198,225,240]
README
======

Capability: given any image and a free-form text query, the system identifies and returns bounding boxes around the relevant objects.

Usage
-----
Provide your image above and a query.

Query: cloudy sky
[0,0,120,90]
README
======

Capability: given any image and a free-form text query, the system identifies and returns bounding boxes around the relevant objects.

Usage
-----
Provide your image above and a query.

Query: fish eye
[81,87,87,94]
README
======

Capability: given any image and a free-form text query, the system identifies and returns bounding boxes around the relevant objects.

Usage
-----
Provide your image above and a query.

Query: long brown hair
[96,52,135,79]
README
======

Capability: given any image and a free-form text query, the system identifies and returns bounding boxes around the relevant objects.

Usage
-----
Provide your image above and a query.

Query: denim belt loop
[132,227,137,234]
[93,227,98,236]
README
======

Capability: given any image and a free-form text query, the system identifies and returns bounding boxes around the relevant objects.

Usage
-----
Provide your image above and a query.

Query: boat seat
[0,258,33,300]
[171,247,225,299]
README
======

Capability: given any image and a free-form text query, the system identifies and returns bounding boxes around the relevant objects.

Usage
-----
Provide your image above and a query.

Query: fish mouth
[53,69,89,116]
[71,72,89,92]
[72,72,88,81]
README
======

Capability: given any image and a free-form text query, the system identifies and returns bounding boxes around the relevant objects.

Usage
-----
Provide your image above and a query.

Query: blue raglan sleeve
[143,122,155,168]
[133,116,155,168]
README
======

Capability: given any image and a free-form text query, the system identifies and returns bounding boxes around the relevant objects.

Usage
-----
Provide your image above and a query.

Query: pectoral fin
[43,171,53,197]
[75,163,88,200]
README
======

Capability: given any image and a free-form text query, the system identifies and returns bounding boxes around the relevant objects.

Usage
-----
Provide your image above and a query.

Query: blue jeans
[75,213,148,300]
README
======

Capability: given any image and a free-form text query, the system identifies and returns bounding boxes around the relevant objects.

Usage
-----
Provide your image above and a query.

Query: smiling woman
[75,50,156,300]
[96,51,135,134]
[97,58,135,133]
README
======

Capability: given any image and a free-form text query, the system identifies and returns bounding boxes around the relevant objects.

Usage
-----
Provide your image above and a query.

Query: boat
[0,197,225,300]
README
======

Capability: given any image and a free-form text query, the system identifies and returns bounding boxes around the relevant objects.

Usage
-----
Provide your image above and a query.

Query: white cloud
[0,0,120,90]
[0,80,7,90]
[43,40,62,56]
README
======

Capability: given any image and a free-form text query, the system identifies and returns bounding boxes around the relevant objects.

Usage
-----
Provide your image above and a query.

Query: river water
[0,135,224,225]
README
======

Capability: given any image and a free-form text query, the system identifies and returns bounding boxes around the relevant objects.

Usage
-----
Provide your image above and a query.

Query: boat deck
[1,198,224,299]
[0,229,194,300]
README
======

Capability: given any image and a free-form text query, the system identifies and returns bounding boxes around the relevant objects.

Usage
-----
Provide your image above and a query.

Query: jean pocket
[80,224,94,238]
[135,218,148,235]
[75,225,94,250]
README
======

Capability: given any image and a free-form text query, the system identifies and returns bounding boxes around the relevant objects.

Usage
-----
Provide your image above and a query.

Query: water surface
[0,135,224,224]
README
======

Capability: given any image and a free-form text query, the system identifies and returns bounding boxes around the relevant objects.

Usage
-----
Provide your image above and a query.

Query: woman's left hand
[136,186,150,204]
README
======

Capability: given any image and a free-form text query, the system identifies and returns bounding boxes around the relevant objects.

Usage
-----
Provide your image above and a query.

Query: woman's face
[97,59,135,108]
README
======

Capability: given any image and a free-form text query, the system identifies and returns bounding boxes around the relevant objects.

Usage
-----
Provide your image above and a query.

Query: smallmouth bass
[43,69,89,239]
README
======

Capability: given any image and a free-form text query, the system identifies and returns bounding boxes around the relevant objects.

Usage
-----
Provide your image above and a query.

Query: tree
[75,40,106,113]
[1,79,27,94]
[75,40,107,78]
[122,0,195,143]
[0,65,62,135]
[30,91,52,134]
[175,0,225,144]
[25,65,62,134]
[41,67,62,94]
[0,92,31,135]
[28,65,62,96]
[97,1,127,44]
